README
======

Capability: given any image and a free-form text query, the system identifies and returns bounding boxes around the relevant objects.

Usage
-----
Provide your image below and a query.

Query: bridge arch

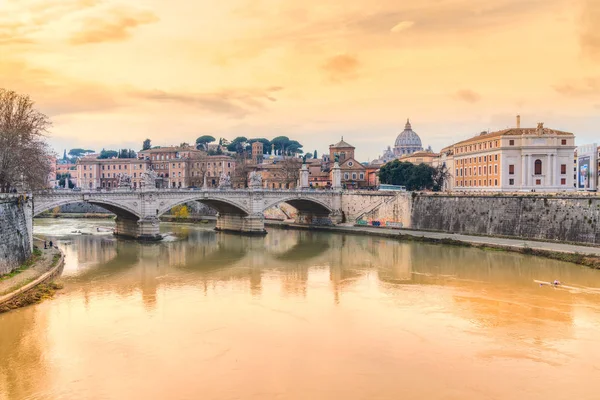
[33,198,141,220]
[155,195,251,217]
[262,196,333,215]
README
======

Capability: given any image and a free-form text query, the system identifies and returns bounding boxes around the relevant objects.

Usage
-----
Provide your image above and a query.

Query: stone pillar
[24,195,33,253]
[549,154,555,188]
[332,162,342,190]
[114,216,162,241]
[215,213,266,235]
[300,164,309,189]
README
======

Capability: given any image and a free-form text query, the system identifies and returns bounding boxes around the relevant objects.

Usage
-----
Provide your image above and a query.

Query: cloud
[130,87,284,118]
[0,0,101,46]
[454,89,482,103]
[581,0,600,60]
[69,8,159,45]
[554,77,600,97]
[322,54,360,83]
[390,21,415,33]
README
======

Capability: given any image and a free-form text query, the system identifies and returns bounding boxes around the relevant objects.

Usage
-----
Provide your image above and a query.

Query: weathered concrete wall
[411,194,600,244]
[0,195,33,275]
[56,201,218,216]
[341,192,398,222]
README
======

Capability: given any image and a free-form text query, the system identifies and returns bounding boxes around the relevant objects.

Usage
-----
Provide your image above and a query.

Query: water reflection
[0,219,599,399]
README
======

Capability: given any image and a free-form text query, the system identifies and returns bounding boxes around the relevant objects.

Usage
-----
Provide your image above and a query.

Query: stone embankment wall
[411,194,600,245]
[354,193,600,245]
[0,195,33,275]
[342,192,409,225]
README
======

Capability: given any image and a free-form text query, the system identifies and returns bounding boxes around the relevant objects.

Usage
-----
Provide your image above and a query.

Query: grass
[0,282,64,313]
[0,247,42,281]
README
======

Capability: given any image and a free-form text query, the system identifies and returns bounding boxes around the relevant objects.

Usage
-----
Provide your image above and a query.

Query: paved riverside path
[267,221,600,256]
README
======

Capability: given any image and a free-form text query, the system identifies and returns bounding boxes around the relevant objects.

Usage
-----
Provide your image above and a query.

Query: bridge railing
[33,187,344,195]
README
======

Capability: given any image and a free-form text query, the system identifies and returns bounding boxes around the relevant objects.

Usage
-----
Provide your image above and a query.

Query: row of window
[456,140,500,154]
[457,179,499,187]
[458,154,499,165]
[456,164,499,177]
[343,172,365,180]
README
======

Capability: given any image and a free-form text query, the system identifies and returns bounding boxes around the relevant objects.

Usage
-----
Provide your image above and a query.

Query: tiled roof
[453,126,574,147]
[330,137,355,148]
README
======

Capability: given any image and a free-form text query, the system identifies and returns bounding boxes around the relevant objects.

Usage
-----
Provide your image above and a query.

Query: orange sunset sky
[2,0,599,160]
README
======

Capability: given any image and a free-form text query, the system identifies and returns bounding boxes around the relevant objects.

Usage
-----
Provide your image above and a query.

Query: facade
[393,119,423,157]
[251,142,264,164]
[450,119,576,192]
[187,154,236,188]
[77,156,149,189]
[328,138,378,189]
[397,151,438,166]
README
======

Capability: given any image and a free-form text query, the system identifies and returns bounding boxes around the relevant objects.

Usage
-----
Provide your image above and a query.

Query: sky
[2,0,599,161]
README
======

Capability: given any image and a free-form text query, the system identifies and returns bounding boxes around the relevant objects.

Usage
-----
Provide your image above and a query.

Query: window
[509,140,515,146]
[478,166,481,175]
[352,173,357,180]
[534,159,542,175]
[479,157,482,162]
[456,169,459,176]
[494,179,498,186]
[348,161,354,167]
[494,165,498,174]
[119,165,122,170]
[344,173,349,179]
[359,173,364,180]
[561,139,567,145]
[536,179,542,185]
[102,165,105,170]
[495,154,498,161]
[509,179,514,185]
[484,156,487,162]
[102,173,105,178]
[561,164,566,174]
[134,173,137,178]
[484,166,487,174]
[561,178,566,185]
[478,180,482,186]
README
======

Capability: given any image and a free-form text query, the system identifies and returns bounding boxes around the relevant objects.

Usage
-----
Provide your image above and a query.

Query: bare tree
[231,153,252,188]
[0,89,53,192]
[274,157,302,188]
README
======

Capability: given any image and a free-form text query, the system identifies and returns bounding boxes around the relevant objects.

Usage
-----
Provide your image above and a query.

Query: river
[1,219,600,399]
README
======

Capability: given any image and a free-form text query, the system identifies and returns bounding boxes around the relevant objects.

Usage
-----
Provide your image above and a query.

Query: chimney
[516,115,521,128]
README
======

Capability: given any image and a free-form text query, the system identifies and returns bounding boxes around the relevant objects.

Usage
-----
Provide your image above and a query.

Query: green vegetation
[195,135,216,150]
[0,247,42,282]
[142,139,152,150]
[171,205,190,221]
[378,160,447,191]
[0,282,64,313]
[97,149,137,159]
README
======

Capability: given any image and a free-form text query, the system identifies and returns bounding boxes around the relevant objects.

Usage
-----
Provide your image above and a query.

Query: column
[300,164,309,189]
[521,154,527,188]
[549,154,555,188]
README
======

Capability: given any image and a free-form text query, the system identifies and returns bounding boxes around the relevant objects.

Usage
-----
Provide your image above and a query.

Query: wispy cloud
[554,77,600,97]
[69,7,159,45]
[390,21,414,33]
[130,86,284,118]
[581,0,600,60]
[322,54,360,83]
[454,89,482,103]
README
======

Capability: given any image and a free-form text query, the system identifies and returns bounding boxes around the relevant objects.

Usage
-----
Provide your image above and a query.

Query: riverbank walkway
[267,221,600,256]
[0,242,61,299]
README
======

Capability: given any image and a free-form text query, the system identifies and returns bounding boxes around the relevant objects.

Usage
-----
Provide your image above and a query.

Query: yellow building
[449,117,576,192]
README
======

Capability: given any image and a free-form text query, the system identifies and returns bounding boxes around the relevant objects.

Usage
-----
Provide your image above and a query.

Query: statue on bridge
[142,169,158,189]
[249,171,262,189]
[117,173,132,189]
[218,172,232,189]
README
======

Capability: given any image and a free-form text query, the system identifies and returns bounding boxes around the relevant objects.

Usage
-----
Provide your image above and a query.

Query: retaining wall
[0,195,33,274]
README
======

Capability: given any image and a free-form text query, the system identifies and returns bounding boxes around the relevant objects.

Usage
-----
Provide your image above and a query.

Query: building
[187,154,236,188]
[328,138,378,189]
[393,119,424,157]
[397,151,439,166]
[251,142,264,164]
[450,117,576,192]
[575,144,600,191]
[77,156,149,189]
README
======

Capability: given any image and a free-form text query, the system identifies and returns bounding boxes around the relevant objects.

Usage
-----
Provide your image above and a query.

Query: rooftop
[453,123,574,147]
[330,137,355,149]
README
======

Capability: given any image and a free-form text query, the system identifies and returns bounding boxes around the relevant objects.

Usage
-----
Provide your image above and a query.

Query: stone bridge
[32,189,345,239]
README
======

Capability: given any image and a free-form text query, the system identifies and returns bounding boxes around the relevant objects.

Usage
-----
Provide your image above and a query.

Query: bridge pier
[114,216,162,241]
[215,213,266,235]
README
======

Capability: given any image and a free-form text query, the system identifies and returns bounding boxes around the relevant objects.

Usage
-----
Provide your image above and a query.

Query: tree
[195,135,215,150]
[98,149,119,159]
[286,140,303,156]
[0,88,53,192]
[117,149,136,159]
[313,150,318,159]
[142,139,152,150]
[273,157,302,188]
[378,160,436,191]
[171,205,189,221]
[271,136,290,155]
[68,148,94,158]
[432,164,450,192]
[227,136,249,153]
[304,152,313,159]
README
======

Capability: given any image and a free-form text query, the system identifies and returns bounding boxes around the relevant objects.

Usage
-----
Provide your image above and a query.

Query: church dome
[394,119,423,156]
